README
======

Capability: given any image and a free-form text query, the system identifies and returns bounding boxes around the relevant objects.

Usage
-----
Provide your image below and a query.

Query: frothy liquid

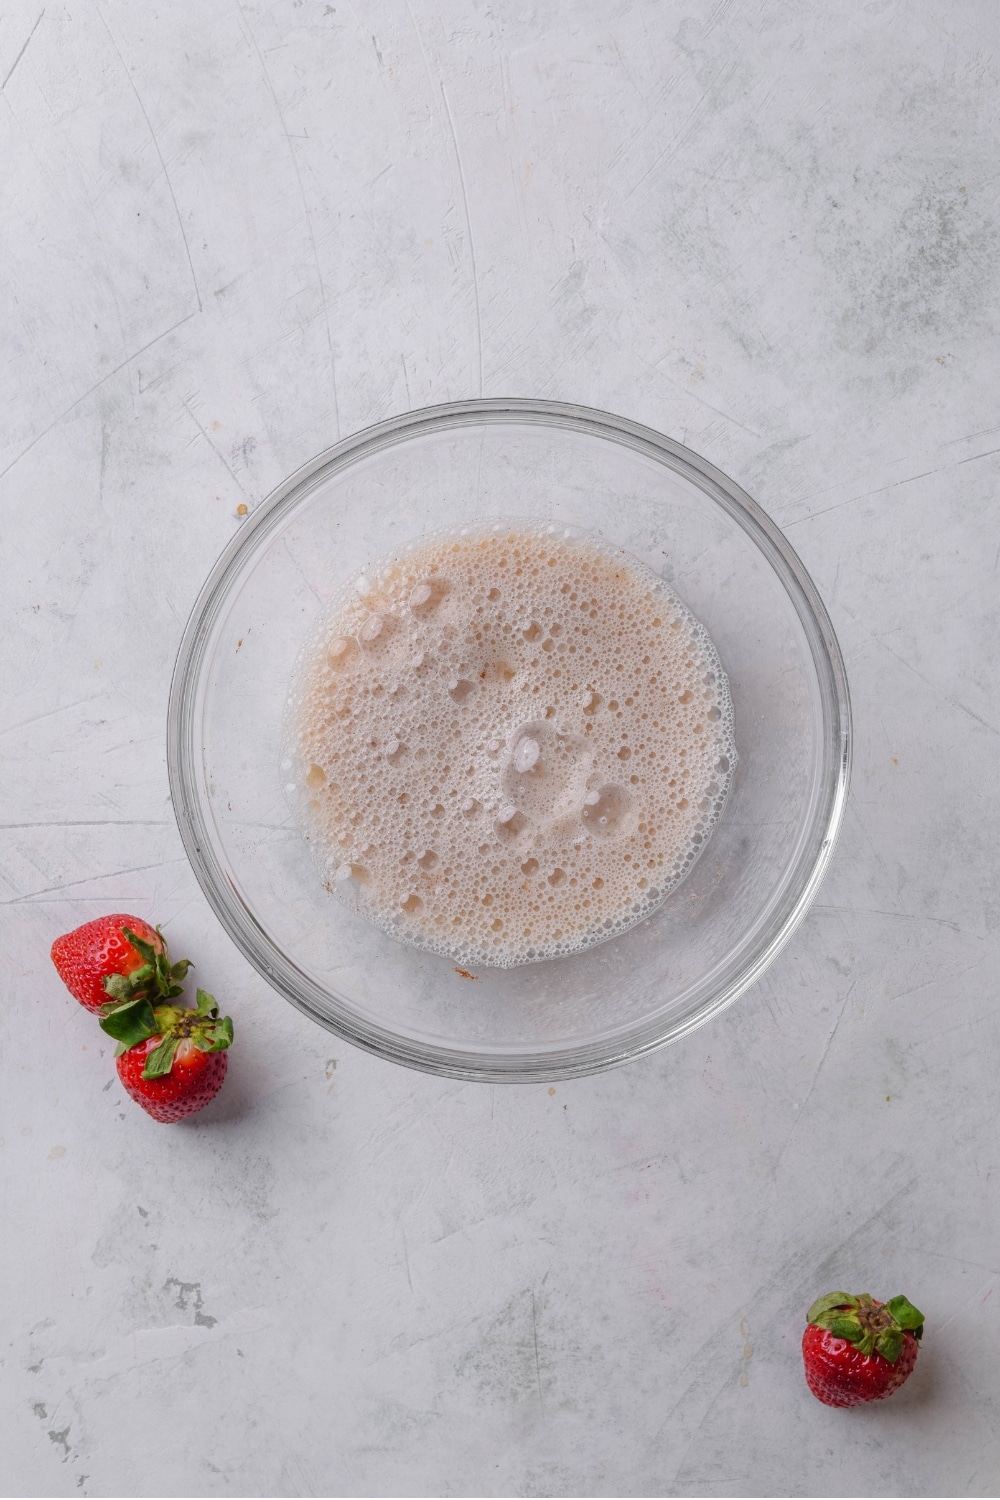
[283,523,735,968]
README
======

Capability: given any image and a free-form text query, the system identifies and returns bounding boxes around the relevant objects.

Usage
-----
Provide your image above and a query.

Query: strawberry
[100,989,234,1123]
[51,914,190,1013]
[802,1291,924,1406]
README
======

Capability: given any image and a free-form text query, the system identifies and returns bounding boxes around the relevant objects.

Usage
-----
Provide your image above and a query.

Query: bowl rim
[167,398,852,1082]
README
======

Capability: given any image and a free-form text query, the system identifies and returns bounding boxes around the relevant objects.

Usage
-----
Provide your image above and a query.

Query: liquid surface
[283,523,735,967]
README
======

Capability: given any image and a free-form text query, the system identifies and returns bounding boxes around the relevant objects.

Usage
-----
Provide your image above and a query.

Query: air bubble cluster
[282,521,736,968]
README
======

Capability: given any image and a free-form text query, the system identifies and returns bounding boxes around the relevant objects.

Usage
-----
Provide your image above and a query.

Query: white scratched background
[2,2,999,1496]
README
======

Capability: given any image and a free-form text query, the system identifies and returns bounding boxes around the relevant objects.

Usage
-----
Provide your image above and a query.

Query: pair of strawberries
[51,914,234,1122]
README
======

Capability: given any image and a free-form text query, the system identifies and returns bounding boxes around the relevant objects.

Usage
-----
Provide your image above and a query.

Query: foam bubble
[283,521,736,967]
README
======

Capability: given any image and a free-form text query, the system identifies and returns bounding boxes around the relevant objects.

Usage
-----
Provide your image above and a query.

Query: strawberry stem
[143,1034,182,1079]
[806,1292,859,1322]
[100,926,192,1008]
[99,996,159,1048]
[806,1291,925,1362]
[135,993,235,1081]
[884,1295,924,1333]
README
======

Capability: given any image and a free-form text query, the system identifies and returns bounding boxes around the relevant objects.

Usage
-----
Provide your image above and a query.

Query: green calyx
[99,988,234,1081]
[99,995,160,1050]
[806,1291,925,1361]
[99,926,192,1009]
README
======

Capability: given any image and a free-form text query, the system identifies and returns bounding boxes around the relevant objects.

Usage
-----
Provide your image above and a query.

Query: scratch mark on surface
[2,9,44,90]
[653,368,763,438]
[625,66,735,201]
[439,82,484,397]
[0,820,172,830]
[1,858,187,905]
[945,423,1000,445]
[606,65,681,172]
[182,401,251,497]
[429,1223,466,1248]
[1,698,101,736]
[845,793,892,885]
[238,5,340,438]
[646,1351,737,1474]
[957,445,1000,465]
[531,1290,544,1412]
[703,0,735,34]
[868,631,999,738]
[401,1224,414,1294]
[901,1247,1000,1277]
[784,450,994,527]
[62,134,139,411]
[362,1084,472,1168]
[401,0,482,395]
[888,952,988,1005]
[773,981,857,1167]
[810,904,962,931]
[609,36,644,100]
[380,1317,472,1363]
[934,1278,997,1335]
[738,1313,753,1387]
[0,311,199,485]
[95,9,202,312]
[910,1007,1000,1045]
[281,537,322,606]
[499,50,531,264]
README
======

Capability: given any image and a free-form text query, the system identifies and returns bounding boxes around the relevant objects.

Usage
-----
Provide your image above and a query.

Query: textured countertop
[3,3,999,1496]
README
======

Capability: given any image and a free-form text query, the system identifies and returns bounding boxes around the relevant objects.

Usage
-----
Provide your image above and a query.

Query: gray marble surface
[3,2,999,1495]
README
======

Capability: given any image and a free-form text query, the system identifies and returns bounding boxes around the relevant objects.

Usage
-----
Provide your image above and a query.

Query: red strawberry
[802,1291,924,1406]
[100,989,234,1123]
[51,914,190,1013]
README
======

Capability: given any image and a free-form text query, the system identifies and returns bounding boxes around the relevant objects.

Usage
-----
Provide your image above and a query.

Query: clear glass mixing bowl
[167,400,851,1082]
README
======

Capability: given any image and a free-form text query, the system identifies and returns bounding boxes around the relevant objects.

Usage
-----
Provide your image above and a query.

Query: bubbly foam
[283,522,736,968]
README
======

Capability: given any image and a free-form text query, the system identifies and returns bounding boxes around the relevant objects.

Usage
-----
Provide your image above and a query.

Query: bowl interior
[171,404,849,1080]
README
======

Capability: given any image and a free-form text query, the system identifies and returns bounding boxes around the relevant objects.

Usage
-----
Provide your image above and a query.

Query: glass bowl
[167,400,851,1082]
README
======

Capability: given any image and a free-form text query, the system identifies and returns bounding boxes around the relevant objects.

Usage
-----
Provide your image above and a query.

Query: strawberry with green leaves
[802,1291,924,1406]
[100,989,234,1123]
[51,914,190,1013]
